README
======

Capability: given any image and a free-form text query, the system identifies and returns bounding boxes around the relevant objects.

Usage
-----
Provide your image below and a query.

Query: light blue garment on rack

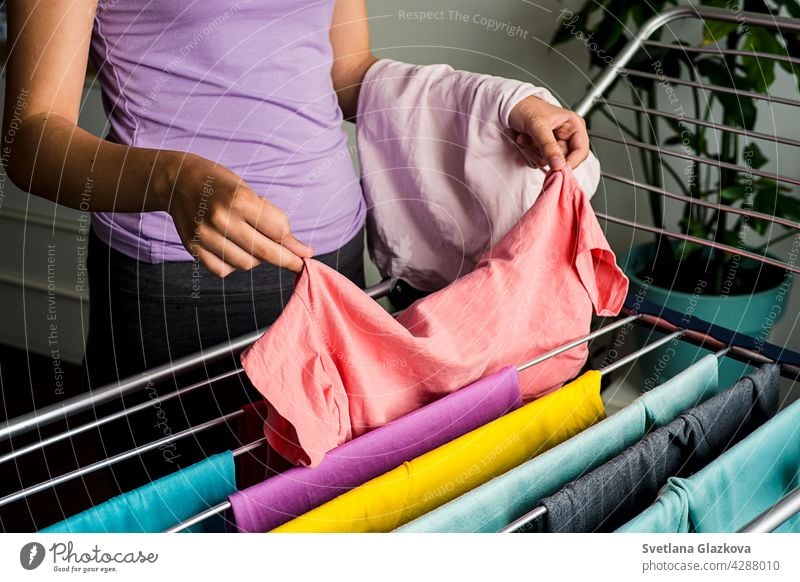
[396,354,722,533]
[618,397,800,533]
[40,451,236,533]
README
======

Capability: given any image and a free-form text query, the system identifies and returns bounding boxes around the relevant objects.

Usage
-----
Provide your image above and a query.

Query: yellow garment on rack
[272,371,604,533]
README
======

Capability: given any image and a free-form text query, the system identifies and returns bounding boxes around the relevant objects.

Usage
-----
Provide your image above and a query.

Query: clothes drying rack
[2,5,800,534]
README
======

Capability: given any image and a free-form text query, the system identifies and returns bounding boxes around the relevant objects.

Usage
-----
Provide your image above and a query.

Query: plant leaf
[776,193,800,224]
[678,217,710,240]
[750,181,800,235]
[550,22,576,47]
[630,4,648,25]
[716,90,757,129]
[704,21,738,45]
[701,0,740,43]
[743,0,774,16]
[779,34,800,95]
[695,57,759,113]
[741,27,780,92]
[753,177,790,195]
[772,0,800,18]
[743,142,769,169]
[721,228,744,248]
[695,57,741,88]
[719,185,749,202]
[672,235,704,263]
[550,0,613,46]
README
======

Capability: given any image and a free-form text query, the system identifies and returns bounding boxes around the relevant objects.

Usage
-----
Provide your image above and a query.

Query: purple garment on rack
[228,367,523,532]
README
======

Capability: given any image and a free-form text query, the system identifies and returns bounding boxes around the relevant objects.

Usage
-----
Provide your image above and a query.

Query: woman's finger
[522,115,566,170]
[246,194,314,257]
[518,134,568,157]
[228,221,305,273]
[280,232,316,260]
[515,138,568,169]
[202,228,263,272]
[565,126,590,168]
[554,115,590,169]
[195,246,236,278]
[520,148,549,169]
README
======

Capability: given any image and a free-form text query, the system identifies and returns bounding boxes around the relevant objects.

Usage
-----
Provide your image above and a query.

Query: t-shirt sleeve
[240,264,350,467]
[570,171,629,316]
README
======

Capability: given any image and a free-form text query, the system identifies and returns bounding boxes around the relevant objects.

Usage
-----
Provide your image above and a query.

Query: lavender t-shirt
[89,0,365,262]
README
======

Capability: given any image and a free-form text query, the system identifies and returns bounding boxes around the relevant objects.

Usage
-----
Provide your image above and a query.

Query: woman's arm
[330,1,588,169]
[3,0,312,275]
[3,0,173,212]
[330,0,377,120]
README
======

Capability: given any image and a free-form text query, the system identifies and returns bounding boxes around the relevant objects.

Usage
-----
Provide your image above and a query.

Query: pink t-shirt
[241,167,629,467]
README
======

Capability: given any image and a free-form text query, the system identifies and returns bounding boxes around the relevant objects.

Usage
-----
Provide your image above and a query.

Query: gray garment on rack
[528,363,780,533]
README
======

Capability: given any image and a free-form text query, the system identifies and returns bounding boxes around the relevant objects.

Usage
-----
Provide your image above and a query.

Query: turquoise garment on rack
[397,354,722,533]
[618,397,800,533]
[40,452,236,533]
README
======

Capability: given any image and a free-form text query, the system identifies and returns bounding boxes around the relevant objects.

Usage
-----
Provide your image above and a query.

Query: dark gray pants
[84,226,365,387]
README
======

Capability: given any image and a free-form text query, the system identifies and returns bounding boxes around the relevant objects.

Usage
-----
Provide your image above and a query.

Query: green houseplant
[552,0,800,385]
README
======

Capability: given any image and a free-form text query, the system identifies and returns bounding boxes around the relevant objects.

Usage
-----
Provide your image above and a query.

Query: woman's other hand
[167,154,314,277]
[508,95,590,171]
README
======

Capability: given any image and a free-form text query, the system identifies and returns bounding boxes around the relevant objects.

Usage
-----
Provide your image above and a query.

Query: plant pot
[619,242,791,390]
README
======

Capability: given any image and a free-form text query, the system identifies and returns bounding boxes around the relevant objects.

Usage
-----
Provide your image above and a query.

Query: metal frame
[589,132,800,188]
[739,486,800,533]
[574,5,800,283]
[575,5,800,117]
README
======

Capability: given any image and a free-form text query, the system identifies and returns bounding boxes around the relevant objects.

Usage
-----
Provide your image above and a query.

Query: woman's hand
[508,95,590,171]
[167,153,314,277]
[4,2,311,280]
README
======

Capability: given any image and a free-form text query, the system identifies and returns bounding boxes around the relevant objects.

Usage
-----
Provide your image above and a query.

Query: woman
[3,1,589,489]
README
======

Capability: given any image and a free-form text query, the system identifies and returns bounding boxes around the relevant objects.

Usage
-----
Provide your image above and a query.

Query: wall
[0,79,106,364]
